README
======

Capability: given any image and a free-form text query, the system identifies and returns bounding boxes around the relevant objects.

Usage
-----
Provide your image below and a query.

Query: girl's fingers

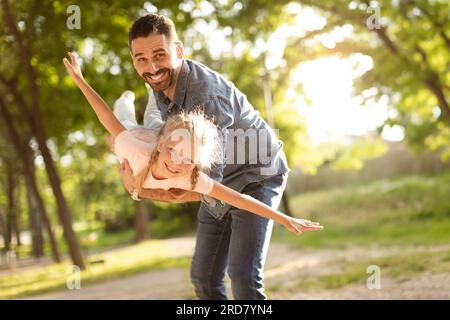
[301,225,323,231]
[302,221,316,228]
[63,57,72,70]
[68,52,77,66]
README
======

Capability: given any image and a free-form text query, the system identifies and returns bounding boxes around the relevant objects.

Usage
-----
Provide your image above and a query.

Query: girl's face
[154,131,197,179]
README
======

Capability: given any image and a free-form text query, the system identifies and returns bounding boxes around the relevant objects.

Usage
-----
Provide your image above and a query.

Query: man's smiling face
[131,33,184,93]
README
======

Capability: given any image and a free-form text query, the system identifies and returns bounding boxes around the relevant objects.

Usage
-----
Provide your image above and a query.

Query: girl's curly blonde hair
[133,109,222,199]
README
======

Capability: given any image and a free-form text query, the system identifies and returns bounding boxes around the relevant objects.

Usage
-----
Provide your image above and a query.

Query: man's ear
[129,47,138,70]
[176,40,184,60]
[129,41,134,58]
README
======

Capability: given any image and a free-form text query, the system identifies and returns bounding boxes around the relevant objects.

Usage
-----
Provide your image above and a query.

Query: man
[119,13,289,300]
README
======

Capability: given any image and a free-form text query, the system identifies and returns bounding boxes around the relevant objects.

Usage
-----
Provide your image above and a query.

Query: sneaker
[113,90,138,130]
[143,86,164,131]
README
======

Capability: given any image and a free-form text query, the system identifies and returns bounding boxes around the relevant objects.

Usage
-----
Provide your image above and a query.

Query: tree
[133,201,149,242]
[0,98,62,262]
[203,0,450,165]
[1,0,85,268]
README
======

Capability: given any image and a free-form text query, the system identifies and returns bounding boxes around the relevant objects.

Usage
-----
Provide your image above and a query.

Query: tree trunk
[1,205,11,252]
[39,143,85,267]
[13,181,22,246]
[23,151,62,263]
[22,139,62,263]
[0,99,62,263]
[0,206,5,250]
[5,168,15,251]
[24,139,44,259]
[1,0,85,269]
[134,201,149,243]
[26,181,44,259]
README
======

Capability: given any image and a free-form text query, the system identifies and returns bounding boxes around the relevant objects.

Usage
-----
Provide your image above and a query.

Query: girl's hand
[63,52,84,82]
[284,217,323,235]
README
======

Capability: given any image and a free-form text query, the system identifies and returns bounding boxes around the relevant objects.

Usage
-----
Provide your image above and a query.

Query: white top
[114,129,214,194]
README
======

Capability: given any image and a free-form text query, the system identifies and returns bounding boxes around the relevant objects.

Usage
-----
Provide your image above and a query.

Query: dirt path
[25,238,450,300]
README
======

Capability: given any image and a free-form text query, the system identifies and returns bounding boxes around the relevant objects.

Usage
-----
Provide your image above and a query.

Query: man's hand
[118,159,134,194]
[118,160,201,203]
[106,135,115,152]
[140,188,201,203]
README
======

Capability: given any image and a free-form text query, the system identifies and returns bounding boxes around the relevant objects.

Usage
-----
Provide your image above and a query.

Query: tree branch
[370,25,450,125]
[1,0,44,132]
[414,3,450,51]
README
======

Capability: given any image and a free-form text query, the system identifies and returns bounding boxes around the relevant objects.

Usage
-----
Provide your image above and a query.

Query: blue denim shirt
[155,59,289,219]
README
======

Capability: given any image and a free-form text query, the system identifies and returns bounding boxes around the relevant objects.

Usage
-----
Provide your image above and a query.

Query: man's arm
[118,159,201,203]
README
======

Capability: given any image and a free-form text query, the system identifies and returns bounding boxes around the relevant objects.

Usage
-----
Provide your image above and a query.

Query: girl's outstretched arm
[63,52,125,138]
[208,181,323,235]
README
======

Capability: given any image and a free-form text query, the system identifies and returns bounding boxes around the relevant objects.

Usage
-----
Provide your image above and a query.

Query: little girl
[63,52,323,235]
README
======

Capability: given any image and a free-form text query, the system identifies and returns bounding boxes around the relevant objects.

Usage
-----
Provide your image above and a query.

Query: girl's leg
[143,85,164,131]
[113,90,139,130]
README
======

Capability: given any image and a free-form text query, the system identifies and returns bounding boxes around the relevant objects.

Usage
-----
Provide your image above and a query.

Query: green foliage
[332,136,388,170]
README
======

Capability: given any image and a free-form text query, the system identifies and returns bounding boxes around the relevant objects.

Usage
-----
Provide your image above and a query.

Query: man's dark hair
[128,14,178,49]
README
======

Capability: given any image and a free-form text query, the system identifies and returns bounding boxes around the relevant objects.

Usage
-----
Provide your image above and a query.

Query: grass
[273,172,450,249]
[288,247,450,292]
[267,172,450,296]
[0,238,191,299]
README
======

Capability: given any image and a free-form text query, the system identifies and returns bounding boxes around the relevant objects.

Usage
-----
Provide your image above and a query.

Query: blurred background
[0,0,449,299]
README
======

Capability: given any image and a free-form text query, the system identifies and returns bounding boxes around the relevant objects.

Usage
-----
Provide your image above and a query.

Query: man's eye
[137,57,147,62]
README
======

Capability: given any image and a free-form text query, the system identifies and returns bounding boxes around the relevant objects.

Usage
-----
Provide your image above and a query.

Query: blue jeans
[190,172,288,300]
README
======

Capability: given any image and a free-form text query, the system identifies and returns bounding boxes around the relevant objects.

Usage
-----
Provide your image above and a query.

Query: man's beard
[142,68,175,93]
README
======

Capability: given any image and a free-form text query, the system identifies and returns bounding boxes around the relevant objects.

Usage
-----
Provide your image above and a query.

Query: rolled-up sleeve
[199,96,233,207]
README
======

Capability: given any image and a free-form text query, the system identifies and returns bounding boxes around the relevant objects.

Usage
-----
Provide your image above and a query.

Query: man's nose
[146,61,159,74]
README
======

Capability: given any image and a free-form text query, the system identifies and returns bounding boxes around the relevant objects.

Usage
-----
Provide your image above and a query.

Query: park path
[24,237,450,300]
